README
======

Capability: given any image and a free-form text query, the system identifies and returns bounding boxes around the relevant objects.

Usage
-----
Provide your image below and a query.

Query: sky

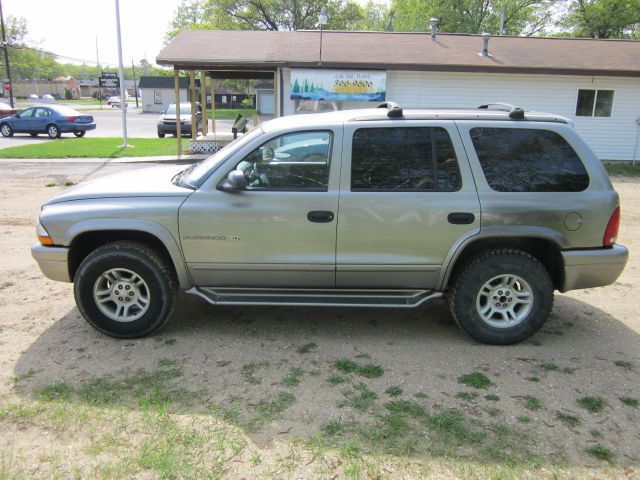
[2,0,183,68]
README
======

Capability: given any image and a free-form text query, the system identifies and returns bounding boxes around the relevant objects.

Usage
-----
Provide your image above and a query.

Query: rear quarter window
[470,128,589,192]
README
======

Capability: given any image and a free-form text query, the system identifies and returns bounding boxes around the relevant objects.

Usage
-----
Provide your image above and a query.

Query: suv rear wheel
[74,241,177,338]
[449,248,553,345]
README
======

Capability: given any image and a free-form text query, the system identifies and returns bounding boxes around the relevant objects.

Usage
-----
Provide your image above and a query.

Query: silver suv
[32,103,628,344]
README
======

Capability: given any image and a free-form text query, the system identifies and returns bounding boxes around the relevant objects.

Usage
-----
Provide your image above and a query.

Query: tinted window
[470,128,589,192]
[235,131,332,190]
[351,127,461,191]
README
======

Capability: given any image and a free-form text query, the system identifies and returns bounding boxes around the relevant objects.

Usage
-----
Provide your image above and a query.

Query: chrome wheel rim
[93,268,150,322]
[48,126,57,137]
[1,125,9,135]
[475,274,533,328]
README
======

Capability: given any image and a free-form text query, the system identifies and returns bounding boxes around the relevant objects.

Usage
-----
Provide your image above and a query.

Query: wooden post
[273,70,278,118]
[189,71,197,138]
[200,70,208,136]
[211,78,216,136]
[174,68,181,155]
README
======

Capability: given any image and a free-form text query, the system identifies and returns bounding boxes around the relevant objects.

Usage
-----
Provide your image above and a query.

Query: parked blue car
[0,105,96,139]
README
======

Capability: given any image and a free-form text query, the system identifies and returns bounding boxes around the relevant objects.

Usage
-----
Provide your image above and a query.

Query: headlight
[36,223,54,246]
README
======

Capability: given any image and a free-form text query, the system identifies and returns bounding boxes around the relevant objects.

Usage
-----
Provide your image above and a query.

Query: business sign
[99,72,119,89]
[290,69,386,102]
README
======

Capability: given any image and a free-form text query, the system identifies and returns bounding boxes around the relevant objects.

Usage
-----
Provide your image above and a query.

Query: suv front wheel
[449,248,554,345]
[74,242,177,338]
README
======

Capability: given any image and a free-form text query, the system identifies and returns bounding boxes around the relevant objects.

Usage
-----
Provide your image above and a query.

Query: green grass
[0,137,180,158]
[207,108,256,120]
[485,394,500,402]
[384,386,403,397]
[605,162,640,177]
[296,342,317,354]
[585,444,615,463]
[523,396,542,411]
[619,396,639,408]
[328,375,345,385]
[384,400,428,418]
[577,396,605,413]
[555,411,581,428]
[517,415,531,424]
[339,383,378,411]
[457,372,492,389]
[334,358,384,378]
[241,361,269,385]
[455,391,479,402]
[413,392,428,399]
[590,429,603,438]
[614,360,633,370]
[281,367,304,387]
[251,393,295,427]
[542,362,558,371]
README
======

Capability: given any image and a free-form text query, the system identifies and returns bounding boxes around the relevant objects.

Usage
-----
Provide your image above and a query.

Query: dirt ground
[0,160,638,478]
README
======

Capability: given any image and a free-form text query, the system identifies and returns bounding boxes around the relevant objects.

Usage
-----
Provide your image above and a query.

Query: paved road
[0,106,249,149]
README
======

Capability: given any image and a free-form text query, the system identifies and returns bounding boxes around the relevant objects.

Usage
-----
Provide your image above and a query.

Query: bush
[241,96,254,109]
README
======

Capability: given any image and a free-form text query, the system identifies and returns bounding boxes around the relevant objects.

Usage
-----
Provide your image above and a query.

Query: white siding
[386,71,640,161]
[141,88,187,113]
[281,68,640,161]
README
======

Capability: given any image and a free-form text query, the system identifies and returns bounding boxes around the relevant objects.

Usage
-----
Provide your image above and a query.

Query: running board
[186,287,443,308]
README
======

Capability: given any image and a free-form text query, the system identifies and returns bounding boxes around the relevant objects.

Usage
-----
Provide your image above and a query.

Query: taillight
[67,116,77,122]
[603,206,620,247]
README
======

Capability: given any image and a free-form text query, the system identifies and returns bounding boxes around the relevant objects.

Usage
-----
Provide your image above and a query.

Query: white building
[158,30,640,161]
[138,76,188,113]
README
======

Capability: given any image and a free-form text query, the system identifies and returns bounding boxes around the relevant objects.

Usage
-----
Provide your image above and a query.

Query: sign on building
[290,69,386,102]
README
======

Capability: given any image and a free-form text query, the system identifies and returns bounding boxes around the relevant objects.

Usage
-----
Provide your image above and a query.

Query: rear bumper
[561,245,628,292]
[31,243,71,283]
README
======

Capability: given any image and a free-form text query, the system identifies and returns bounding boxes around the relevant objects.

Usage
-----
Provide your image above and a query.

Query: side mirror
[218,169,247,192]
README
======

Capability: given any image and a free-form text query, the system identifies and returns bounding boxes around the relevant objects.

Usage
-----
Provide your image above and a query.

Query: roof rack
[477,103,525,120]
[377,101,403,118]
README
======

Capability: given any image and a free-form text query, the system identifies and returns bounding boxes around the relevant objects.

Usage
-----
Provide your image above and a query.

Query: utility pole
[131,59,138,107]
[96,37,102,109]
[0,0,14,108]
[115,0,128,147]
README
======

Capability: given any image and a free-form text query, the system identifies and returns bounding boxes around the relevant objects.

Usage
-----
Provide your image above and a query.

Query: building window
[153,90,162,104]
[351,127,461,191]
[576,89,614,117]
[470,127,589,192]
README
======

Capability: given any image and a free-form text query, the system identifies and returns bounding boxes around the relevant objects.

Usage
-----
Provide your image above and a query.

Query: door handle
[447,212,475,225]
[307,211,334,223]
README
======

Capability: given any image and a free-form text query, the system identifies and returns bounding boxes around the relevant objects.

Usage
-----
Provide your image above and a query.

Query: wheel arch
[66,221,192,289]
[440,230,566,292]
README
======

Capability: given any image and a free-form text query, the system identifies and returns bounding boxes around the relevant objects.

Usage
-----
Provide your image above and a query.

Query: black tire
[0,123,13,137]
[73,130,86,138]
[30,132,38,137]
[73,242,178,338]
[47,124,61,139]
[158,132,165,138]
[448,248,554,345]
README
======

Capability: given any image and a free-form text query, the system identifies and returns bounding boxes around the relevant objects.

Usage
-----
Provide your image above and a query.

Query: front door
[336,121,481,289]
[179,128,342,288]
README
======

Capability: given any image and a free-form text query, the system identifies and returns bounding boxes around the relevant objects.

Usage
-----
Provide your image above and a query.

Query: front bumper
[31,243,71,283]
[158,123,193,135]
[561,244,628,292]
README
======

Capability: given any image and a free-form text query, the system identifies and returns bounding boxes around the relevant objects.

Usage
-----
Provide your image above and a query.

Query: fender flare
[437,226,568,290]
[65,218,192,289]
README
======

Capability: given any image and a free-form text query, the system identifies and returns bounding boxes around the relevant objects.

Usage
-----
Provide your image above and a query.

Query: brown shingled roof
[157,30,640,77]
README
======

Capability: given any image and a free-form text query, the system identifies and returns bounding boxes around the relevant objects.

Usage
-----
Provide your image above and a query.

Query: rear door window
[470,128,589,192]
[351,127,461,191]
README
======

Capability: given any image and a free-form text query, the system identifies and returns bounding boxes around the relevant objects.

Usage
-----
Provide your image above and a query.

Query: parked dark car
[157,103,202,138]
[0,105,96,139]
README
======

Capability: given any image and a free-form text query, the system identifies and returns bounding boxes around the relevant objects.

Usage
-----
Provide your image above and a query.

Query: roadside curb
[0,154,208,164]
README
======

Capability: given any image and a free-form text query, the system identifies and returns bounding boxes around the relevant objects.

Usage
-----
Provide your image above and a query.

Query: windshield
[164,104,193,115]
[182,126,265,187]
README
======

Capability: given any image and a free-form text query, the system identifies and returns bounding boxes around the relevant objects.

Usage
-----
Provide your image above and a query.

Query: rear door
[336,120,481,289]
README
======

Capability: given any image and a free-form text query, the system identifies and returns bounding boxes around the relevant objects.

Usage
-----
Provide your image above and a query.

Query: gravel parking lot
[0,160,638,478]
